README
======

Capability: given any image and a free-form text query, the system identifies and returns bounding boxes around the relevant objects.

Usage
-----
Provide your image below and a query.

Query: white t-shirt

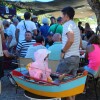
[62,20,80,58]
[8,24,16,37]
[4,27,9,35]
[17,20,37,42]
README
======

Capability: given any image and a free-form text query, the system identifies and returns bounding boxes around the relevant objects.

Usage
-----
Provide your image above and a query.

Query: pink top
[88,44,100,71]
[28,49,51,81]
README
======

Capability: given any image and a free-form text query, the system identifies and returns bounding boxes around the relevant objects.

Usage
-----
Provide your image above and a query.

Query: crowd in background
[0,10,99,71]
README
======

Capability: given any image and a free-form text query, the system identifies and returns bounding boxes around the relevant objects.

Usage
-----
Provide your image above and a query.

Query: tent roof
[4,0,95,18]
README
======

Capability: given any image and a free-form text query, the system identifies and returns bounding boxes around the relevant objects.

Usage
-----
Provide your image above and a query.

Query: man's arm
[0,30,5,42]
[15,29,19,43]
[7,35,12,47]
[16,42,22,57]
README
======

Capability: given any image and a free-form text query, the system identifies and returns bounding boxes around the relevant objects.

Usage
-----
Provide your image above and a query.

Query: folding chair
[86,71,100,100]
[48,60,59,72]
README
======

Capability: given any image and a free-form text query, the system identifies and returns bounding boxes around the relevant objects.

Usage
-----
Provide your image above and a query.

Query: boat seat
[48,60,59,72]
[18,57,33,68]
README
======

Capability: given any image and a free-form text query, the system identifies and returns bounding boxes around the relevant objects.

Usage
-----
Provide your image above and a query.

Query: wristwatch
[61,49,65,53]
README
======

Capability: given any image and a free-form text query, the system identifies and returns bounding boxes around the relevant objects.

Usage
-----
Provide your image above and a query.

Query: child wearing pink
[28,49,52,81]
[84,35,100,76]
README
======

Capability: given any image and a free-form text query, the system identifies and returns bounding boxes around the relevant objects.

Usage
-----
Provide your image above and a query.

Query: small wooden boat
[11,68,87,98]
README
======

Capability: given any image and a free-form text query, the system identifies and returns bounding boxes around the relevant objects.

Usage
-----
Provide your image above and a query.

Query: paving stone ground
[0,70,100,100]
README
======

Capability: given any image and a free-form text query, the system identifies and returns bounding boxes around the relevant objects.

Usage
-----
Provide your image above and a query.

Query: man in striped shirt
[16,31,36,57]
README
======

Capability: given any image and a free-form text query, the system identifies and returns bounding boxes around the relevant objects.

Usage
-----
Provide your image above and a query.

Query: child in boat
[28,49,52,82]
[84,35,100,76]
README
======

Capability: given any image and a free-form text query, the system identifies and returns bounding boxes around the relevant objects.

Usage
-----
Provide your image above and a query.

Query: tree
[87,0,100,33]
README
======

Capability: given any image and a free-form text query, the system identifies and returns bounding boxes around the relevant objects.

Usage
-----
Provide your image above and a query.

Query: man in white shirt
[7,18,19,48]
[15,12,37,43]
[56,6,81,100]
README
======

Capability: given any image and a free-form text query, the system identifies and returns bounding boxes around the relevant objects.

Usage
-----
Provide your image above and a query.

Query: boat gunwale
[11,71,87,86]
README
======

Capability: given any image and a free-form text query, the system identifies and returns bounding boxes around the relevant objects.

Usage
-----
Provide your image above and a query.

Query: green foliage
[74,17,97,25]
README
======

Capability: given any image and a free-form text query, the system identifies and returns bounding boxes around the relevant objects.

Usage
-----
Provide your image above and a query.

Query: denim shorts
[56,56,80,76]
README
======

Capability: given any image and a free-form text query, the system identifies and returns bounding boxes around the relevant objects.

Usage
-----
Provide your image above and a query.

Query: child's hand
[47,76,52,82]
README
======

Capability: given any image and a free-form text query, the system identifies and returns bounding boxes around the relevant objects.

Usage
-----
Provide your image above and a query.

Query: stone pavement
[0,70,100,100]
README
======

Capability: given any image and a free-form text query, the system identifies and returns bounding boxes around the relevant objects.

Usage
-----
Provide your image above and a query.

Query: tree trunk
[87,0,100,33]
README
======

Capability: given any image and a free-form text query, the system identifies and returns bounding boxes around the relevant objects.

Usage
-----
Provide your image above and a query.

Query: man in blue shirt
[48,33,62,60]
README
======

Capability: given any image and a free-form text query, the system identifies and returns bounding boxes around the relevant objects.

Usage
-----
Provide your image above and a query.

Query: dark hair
[89,34,100,45]
[35,36,44,43]
[62,6,75,19]
[78,21,82,27]
[24,12,31,20]
[50,16,56,20]
[85,23,90,29]
[25,31,32,34]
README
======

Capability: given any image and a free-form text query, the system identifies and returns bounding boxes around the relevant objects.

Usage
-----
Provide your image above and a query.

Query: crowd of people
[0,6,100,100]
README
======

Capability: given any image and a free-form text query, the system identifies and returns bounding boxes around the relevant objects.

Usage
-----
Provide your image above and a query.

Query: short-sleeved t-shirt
[17,20,37,42]
[62,20,80,58]
[40,25,50,38]
[48,42,62,60]
[48,23,63,35]
[7,24,16,37]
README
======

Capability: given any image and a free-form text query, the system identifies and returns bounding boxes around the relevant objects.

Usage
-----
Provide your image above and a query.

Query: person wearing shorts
[56,7,81,100]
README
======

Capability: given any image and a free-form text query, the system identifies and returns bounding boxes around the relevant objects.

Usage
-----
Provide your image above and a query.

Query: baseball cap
[32,15,37,18]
